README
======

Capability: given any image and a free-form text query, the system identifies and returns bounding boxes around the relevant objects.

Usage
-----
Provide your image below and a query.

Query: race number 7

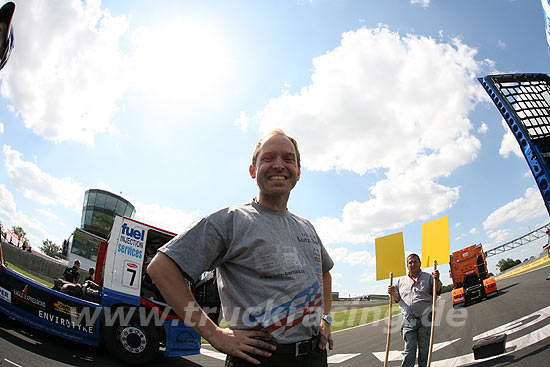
[122,261,140,289]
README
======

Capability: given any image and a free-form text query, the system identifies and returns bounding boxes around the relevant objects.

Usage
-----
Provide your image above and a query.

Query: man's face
[407,256,421,275]
[249,134,300,199]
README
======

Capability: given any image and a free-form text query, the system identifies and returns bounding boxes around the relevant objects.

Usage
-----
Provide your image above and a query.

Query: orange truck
[450,243,498,307]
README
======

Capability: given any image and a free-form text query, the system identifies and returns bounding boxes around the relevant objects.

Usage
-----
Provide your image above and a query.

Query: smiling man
[148,129,334,366]
[388,253,442,367]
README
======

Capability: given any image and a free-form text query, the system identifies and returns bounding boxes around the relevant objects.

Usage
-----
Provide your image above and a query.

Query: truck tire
[103,307,161,365]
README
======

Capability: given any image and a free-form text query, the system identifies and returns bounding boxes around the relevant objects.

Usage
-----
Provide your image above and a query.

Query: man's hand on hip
[208,328,276,365]
[319,319,334,350]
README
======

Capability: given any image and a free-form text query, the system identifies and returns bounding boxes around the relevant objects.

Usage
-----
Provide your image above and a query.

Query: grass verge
[3,262,402,341]
[4,262,54,288]
[201,304,401,344]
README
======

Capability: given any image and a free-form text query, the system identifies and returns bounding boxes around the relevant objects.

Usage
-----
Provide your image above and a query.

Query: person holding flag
[388,253,441,367]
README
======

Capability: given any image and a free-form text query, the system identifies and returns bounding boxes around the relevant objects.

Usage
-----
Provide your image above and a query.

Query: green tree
[40,239,61,258]
[10,225,29,248]
[441,284,454,294]
[497,258,521,272]
[11,225,27,239]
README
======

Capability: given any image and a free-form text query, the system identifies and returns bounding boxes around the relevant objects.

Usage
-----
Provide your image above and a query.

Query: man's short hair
[251,129,301,169]
[74,259,80,266]
[407,253,421,264]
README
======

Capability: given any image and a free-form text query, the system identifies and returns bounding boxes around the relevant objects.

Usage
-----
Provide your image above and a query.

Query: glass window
[115,201,127,217]
[70,230,100,262]
[91,210,113,238]
[83,191,89,210]
[105,195,116,211]
[95,193,106,209]
[84,209,93,226]
[87,191,96,206]
[125,205,135,218]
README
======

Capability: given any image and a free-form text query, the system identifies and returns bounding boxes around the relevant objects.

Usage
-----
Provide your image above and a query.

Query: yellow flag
[421,216,450,266]
[375,232,406,280]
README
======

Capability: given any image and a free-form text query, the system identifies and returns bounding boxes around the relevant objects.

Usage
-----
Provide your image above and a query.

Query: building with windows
[64,189,135,272]
[80,189,135,239]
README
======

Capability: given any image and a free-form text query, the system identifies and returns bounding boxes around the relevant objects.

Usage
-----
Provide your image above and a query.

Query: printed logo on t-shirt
[247,281,323,338]
[254,244,305,279]
[296,232,319,245]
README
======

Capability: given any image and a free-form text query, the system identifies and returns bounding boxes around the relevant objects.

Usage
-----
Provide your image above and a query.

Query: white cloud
[326,247,348,262]
[130,19,231,106]
[360,269,376,283]
[0,122,4,134]
[0,1,234,145]
[346,250,375,266]
[483,186,547,230]
[36,208,63,224]
[499,119,522,158]
[259,26,490,244]
[2,146,198,242]
[469,227,479,234]
[477,122,488,134]
[326,246,375,266]
[331,272,343,288]
[132,202,198,235]
[234,111,249,132]
[3,145,87,213]
[1,0,131,145]
[411,0,430,7]
[497,40,506,49]
[486,228,512,245]
[0,185,59,249]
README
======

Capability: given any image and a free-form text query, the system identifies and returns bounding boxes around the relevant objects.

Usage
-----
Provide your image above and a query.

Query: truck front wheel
[103,308,161,365]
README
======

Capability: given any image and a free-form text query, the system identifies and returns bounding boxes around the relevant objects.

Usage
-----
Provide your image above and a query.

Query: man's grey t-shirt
[395,271,434,319]
[160,200,334,343]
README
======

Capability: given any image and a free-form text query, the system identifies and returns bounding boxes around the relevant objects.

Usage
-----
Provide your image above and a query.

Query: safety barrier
[1,241,87,283]
[496,256,550,280]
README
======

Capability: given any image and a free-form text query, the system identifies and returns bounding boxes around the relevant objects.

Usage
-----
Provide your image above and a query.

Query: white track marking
[4,359,24,367]
[473,304,550,340]
[372,338,460,362]
[200,348,227,360]
[328,353,361,363]
[200,347,362,364]
[432,321,550,366]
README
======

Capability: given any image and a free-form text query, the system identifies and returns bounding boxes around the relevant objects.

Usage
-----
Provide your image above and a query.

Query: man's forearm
[147,252,218,340]
[392,293,400,303]
[322,271,332,314]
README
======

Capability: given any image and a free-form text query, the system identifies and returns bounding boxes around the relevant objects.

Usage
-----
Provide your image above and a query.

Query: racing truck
[0,216,220,364]
[450,243,498,308]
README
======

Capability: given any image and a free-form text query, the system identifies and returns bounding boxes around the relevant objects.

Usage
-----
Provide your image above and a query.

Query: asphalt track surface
[1,266,549,366]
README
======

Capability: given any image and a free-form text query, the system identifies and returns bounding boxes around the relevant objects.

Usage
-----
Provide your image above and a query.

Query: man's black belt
[271,334,320,357]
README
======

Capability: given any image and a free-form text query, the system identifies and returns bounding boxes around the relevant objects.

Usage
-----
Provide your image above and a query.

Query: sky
[1,0,550,297]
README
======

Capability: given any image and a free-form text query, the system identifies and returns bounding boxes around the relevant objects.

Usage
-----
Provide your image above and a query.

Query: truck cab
[450,243,498,307]
[0,216,221,365]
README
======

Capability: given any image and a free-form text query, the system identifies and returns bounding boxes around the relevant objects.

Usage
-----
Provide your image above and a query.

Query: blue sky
[1,0,549,296]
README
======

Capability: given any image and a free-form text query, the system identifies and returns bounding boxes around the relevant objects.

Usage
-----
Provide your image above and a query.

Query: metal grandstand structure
[478,73,550,214]
[478,73,550,257]
[484,222,550,258]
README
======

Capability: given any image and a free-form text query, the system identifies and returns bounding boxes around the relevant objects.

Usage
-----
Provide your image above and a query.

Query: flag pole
[384,272,393,367]
[427,260,438,366]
